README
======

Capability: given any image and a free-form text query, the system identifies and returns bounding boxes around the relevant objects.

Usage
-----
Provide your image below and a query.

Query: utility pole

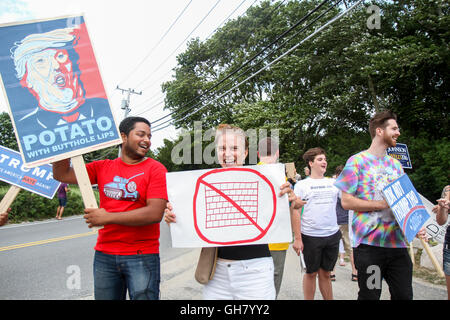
[116,86,142,157]
[116,86,142,118]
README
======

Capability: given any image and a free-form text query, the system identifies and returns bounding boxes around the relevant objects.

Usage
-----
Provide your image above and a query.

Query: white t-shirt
[294,177,339,237]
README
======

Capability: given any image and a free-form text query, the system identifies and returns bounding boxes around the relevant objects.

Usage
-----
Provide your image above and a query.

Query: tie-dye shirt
[334,151,406,248]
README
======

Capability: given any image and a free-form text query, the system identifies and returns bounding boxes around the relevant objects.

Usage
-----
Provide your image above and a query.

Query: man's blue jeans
[93,250,160,300]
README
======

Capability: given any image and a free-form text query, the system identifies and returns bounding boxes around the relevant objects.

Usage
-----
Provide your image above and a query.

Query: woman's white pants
[203,257,275,300]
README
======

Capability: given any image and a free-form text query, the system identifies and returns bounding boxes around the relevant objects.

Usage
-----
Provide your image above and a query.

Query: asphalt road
[0,215,190,300]
[0,215,447,300]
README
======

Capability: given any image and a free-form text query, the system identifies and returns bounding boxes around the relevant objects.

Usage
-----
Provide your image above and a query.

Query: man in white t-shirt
[294,147,340,300]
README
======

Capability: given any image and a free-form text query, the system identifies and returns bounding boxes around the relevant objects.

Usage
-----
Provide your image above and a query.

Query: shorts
[443,246,450,276]
[302,230,341,274]
[58,197,67,207]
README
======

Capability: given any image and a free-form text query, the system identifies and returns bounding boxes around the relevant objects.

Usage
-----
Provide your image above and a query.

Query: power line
[131,0,223,91]
[152,0,364,133]
[151,0,332,127]
[131,0,261,117]
[136,0,256,96]
[107,1,193,104]
[116,0,194,88]
[203,0,253,41]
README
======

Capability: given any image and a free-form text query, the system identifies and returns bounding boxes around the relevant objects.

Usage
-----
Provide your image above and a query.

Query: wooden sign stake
[409,242,415,266]
[71,155,101,230]
[420,238,445,278]
[0,185,21,214]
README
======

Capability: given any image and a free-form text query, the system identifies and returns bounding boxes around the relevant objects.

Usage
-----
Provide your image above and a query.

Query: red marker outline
[193,167,276,245]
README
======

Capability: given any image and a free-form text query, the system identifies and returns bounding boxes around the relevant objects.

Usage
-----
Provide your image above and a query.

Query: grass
[413,248,447,286]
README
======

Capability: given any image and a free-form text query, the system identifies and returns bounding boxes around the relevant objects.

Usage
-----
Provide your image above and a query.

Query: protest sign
[387,143,412,169]
[166,163,292,248]
[0,145,60,198]
[0,15,122,168]
[382,174,430,243]
[0,145,61,214]
[285,162,296,180]
[419,193,449,244]
[0,15,124,224]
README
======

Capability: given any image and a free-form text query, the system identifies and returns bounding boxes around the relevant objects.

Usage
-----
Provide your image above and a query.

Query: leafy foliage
[158,0,449,200]
[3,186,89,223]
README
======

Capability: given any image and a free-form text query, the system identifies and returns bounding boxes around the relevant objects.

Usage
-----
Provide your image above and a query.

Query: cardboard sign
[0,15,121,167]
[0,145,60,199]
[387,143,412,169]
[382,174,430,243]
[419,193,449,244]
[285,162,296,180]
[166,163,292,248]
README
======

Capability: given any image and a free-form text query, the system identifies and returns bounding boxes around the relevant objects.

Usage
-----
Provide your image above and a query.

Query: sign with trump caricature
[0,15,121,167]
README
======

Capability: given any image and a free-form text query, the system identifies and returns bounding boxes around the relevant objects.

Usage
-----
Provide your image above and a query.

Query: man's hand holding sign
[382,174,429,243]
[382,174,444,277]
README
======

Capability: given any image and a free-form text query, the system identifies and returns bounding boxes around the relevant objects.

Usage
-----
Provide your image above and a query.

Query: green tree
[0,112,18,151]
[160,0,448,199]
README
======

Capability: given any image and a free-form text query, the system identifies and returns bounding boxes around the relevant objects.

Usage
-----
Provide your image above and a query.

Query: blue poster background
[382,174,430,243]
[0,16,121,166]
[0,145,60,199]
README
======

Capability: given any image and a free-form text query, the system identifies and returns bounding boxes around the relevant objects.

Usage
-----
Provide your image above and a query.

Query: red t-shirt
[86,157,168,255]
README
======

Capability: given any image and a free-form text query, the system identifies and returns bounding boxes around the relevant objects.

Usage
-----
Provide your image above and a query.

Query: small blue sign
[387,143,412,169]
[0,145,60,199]
[382,174,430,243]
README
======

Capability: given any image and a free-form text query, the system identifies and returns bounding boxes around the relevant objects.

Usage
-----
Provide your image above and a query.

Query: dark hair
[258,137,279,157]
[119,116,151,136]
[369,110,397,139]
[334,164,344,176]
[302,147,326,171]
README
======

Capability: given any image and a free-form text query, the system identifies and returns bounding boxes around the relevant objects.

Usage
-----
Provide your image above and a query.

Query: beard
[383,133,397,148]
[122,143,146,161]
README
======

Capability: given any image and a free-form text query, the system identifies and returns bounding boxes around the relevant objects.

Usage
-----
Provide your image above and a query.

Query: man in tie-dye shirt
[335,110,424,300]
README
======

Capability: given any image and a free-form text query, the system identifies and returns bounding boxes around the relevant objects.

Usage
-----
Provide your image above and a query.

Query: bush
[0,185,98,223]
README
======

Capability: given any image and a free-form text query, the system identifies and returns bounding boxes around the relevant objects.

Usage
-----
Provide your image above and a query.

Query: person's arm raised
[52,159,78,184]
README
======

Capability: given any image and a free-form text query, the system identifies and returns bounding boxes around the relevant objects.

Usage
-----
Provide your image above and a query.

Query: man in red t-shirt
[53,116,168,300]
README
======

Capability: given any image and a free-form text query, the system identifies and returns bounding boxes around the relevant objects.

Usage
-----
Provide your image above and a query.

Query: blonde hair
[215,124,249,149]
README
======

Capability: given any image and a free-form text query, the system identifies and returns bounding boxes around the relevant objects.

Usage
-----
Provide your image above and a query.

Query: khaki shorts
[339,224,353,256]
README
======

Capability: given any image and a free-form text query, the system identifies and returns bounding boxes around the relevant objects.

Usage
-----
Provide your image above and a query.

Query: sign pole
[418,187,450,278]
[409,241,415,266]
[0,185,21,213]
[420,238,445,277]
[71,155,101,230]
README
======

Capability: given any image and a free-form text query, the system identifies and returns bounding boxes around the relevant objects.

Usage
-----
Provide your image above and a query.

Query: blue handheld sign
[382,174,430,243]
[387,143,412,169]
[0,145,60,199]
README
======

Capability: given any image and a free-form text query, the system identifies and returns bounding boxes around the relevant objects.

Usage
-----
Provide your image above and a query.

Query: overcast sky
[0,0,261,150]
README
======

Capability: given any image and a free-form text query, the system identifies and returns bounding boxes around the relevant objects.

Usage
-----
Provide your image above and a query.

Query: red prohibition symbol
[192,167,277,245]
